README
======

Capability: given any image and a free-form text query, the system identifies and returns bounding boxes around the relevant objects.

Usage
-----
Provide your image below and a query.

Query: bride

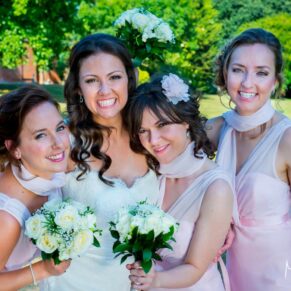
[42,34,159,291]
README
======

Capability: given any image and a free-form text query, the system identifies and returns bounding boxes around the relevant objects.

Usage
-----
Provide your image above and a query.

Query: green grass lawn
[200,94,291,118]
[1,84,291,118]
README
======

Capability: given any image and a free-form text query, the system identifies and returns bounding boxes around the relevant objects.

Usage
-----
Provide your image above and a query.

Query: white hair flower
[161,73,190,105]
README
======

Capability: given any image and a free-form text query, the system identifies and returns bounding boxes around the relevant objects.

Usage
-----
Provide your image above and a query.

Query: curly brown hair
[215,28,283,98]
[125,75,214,172]
[65,33,137,185]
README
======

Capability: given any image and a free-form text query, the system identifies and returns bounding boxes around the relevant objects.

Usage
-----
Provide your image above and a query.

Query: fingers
[129,264,155,290]
[130,267,146,277]
[129,274,152,290]
[43,258,71,276]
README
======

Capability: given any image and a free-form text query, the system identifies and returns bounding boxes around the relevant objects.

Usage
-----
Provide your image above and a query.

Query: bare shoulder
[279,125,291,147]
[0,211,21,269]
[278,126,291,163]
[0,210,21,235]
[205,116,225,149]
[202,178,233,209]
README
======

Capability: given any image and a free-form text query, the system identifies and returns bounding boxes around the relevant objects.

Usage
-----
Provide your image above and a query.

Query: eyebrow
[80,70,125,79]
[32,120,64,134]
[231,63,271,70]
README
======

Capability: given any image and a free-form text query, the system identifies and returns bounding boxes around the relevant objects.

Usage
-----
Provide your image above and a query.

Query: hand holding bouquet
[114,8,175,68]
[109,201,178,273]
[25,198,101,264]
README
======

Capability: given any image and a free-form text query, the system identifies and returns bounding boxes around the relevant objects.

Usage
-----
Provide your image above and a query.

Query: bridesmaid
[207,28,291,290]
[0,85,70,290]
[126,73,233,290]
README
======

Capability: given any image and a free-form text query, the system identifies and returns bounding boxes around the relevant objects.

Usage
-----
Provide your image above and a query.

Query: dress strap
[0,193,30,226]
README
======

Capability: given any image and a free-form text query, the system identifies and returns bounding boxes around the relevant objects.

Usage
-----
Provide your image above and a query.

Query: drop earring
[79,95,84,103]
[15,152,21,160]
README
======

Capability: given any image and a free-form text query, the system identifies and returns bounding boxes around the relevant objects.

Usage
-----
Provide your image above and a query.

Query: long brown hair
[65,33,137,185]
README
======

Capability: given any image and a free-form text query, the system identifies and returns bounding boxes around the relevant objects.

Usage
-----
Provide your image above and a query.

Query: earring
[15,152,21,159]
[79,95,84,103]
[186,130,190,138]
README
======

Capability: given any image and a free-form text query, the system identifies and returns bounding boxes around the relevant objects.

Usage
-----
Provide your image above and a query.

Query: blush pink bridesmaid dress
[217,117,291,291]
[151,167,232,291]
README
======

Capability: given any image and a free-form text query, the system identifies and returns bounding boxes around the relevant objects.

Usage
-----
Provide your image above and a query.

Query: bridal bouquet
[109,201,178,273]
[114,8,175,67]
[25,198,102,264]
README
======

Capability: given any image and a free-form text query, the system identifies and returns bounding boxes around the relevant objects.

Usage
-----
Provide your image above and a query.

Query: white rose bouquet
[114,8,175,68]
[109,201,178,273]
[25,198,102,264]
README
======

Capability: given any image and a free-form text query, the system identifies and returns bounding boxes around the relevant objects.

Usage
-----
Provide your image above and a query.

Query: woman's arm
[205,116,224,150]
[0,211,70,291]
[129,179,233,290]
[276,127,291,186]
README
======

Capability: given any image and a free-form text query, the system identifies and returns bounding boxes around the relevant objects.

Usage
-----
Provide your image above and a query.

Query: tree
[77,0,222,92]
[0,0,221,92]
[0,0,83,79]
[213,0,291,42]
[238,13,291,97]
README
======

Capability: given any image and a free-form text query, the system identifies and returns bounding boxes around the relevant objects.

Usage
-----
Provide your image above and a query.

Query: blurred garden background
[0,0,291,118]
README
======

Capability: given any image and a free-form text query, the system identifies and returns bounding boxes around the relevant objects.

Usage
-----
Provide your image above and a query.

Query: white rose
[131,215,145,232]
[114,8,139,27]
[54,205,80,231]
[25,214,45,239]
[161,214,177,234]
[131,13,149,31]
[154,22,174,43]
[36,233,59,253]
[147,13,160,26]
[161,73,190,105]
[71,230,93,257]
[59,243,73,261]
[77,213,97,230]
[142,24,156,42]
[143,213,163,236]
[115,209,131,241]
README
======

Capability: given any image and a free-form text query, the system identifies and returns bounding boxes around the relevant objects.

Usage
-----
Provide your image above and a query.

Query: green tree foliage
[238,13,291,96]
[213,0,291,42]
[77,0,222,92]
[0,0,82,76]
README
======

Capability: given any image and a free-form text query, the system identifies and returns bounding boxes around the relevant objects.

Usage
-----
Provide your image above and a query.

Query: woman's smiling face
[78,52,129,125]
[138,108,190,165]
[226,43,277,116]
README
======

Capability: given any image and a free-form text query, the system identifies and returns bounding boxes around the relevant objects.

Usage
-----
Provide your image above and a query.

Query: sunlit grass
[200,94,291,118]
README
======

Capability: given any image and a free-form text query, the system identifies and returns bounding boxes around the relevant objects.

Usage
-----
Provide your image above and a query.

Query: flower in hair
[161,73,190,105]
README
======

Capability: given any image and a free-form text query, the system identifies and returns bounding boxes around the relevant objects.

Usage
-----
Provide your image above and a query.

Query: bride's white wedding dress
[41,169,159,291]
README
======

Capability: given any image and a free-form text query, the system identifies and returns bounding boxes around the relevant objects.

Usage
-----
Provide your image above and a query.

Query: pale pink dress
[0,193,38,271]
[217,117,291,291]
[151,167,232,291]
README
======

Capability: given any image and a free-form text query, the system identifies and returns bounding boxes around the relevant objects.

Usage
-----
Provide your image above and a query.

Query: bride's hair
[0,85,59,170]
[125,75,214,173]
[65,33,137,185]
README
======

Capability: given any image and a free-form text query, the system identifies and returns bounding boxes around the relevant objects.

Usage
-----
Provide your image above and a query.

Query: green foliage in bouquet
[109,201,178,273]
[110,224,176,273]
